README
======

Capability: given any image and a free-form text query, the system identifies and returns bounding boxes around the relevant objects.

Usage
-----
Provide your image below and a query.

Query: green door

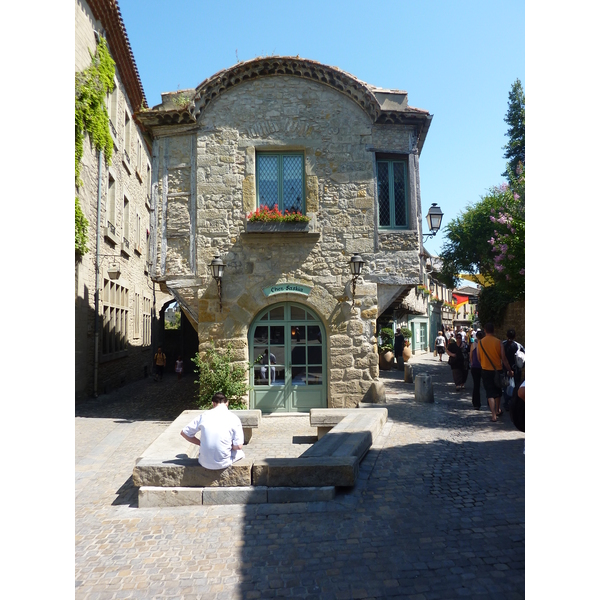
[249,302,327,413]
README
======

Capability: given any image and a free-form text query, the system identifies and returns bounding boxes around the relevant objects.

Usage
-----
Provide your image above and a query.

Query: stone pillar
[404,363,413,383]
[414,374,434,403]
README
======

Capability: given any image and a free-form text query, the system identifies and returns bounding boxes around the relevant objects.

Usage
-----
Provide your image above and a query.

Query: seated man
[180,392,245,469]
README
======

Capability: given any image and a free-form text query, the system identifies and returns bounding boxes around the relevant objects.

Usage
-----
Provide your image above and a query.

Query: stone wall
[148,71,427,408]
[498,300,526,348]
[75,0,172,400]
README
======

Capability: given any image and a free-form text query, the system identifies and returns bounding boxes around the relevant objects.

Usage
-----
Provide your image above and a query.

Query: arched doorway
[248,302,327,413]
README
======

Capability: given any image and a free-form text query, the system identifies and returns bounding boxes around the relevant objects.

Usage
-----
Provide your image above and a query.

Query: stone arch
[191,56,382,124]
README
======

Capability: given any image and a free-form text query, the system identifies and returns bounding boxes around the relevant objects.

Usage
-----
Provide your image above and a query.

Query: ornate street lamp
[210,255,225,312]
[423,203,444,240]
[349,253,365,308]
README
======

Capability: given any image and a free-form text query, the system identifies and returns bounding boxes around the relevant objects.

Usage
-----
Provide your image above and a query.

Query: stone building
[136,57,433,412]
[75,0,172,400]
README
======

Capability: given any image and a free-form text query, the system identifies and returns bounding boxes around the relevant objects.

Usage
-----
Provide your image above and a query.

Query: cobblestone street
[75,353,525,599]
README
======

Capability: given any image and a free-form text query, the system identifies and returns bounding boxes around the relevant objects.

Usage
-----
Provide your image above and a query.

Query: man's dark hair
[212,392,228,404]
[484,322,494,334]
[506,329,516,340]
[476,330,484,340]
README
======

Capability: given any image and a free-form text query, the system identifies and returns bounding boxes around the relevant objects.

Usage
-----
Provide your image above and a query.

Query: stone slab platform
[138,485,336,507]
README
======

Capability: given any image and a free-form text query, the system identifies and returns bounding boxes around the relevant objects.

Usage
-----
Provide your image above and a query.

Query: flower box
[246,221,310,233]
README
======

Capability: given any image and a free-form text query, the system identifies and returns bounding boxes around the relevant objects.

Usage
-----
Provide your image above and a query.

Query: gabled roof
[88,0,147,112]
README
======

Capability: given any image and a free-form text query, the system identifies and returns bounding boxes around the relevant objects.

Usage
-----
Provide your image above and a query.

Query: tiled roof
[88,0,147,111]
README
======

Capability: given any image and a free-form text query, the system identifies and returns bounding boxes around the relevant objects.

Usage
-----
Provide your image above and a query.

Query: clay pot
[402,343,412,361]
[379,350,394,370]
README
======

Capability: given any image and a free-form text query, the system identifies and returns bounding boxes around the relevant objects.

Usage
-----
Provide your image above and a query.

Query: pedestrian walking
[446,334,465,391]
[394,328,405,372]
[175,356,184,380]
[478,323,513,421]
[435,331,446,361]
[154,347,167,381]
[470,330,484,409]
[459,332,470,387]
[502,328,525,412]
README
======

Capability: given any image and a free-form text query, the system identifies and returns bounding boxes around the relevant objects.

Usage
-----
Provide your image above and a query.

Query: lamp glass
[350,253,364,276]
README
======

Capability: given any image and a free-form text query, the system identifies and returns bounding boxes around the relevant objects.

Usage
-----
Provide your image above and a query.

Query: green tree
[502,78,525,180]
[438,167,524,300]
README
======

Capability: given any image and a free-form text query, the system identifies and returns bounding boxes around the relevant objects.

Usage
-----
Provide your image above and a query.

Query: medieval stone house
[136,57,433,412]
[75,0,172,400]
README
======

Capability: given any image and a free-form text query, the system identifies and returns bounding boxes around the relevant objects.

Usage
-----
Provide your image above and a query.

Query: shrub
[378,327,395,353]
[192,343,248,409]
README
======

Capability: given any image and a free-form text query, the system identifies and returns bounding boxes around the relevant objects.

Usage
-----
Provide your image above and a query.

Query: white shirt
[181,404,245,470]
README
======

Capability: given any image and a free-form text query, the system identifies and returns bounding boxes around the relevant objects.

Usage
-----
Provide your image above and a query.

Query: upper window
[377,159,408,229]
[256,153,304,214]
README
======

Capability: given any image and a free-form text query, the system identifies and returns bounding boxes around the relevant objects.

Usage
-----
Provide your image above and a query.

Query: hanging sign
[263,283,313,297]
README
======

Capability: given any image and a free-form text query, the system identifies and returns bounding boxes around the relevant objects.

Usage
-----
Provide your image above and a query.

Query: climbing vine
[75,197,89,258]
[75,37,115,257]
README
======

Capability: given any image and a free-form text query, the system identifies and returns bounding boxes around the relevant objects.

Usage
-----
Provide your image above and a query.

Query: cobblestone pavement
[75,354,525,599]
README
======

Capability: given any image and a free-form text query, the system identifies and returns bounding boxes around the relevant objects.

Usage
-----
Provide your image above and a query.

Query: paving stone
[75,357,524,599]
[202,486,268,505]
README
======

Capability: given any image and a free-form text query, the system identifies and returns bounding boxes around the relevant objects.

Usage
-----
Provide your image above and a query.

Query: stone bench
[133,409,260,489]
[251,407,388,488]
[134,407,387,505]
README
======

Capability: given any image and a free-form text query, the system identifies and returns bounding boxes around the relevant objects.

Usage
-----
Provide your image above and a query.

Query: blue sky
[118,0,524,256]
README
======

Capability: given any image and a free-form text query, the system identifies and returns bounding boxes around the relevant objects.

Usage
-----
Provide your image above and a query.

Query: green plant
[378,327,394,353]
[75,37,115,258]
[75,197,89,259]
[248,205,310,223]
[400,327,412,340]
[192,343,249,409]
[75,37,115,185]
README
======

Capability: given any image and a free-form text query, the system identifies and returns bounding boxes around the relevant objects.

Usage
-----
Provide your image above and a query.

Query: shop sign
[263,283,312,297]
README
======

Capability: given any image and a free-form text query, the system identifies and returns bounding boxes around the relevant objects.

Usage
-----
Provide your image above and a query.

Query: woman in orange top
[478,323,513,421]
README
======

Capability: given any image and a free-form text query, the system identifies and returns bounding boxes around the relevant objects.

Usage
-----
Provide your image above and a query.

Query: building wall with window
[138,57,432,410]
[75,0,172,400]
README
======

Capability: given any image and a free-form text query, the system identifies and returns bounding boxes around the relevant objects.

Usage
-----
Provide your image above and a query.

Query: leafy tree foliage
[192,343,248,409]
[502,78,525,179]
[438,167,524,300]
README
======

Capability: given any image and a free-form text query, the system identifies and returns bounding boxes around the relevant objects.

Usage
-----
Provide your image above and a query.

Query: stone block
[133,457,253,487]
[404,363,414,383]
[138,486,203,508]
[202,486,268,505]
[268,486,336,503]
[362,381,386,404]
[252,457,359,487]
[415,374,434,403]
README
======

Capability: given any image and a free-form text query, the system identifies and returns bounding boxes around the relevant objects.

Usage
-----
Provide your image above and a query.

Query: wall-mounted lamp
[210,255,225,312]
[423,203,444,240]
[349,253,365,308]
[107,263,121,280]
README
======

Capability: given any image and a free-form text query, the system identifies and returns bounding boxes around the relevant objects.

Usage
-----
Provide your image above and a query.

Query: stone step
[138,485,336,507]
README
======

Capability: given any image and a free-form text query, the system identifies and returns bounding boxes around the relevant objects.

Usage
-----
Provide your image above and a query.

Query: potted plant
[246,205,310,232]
[378,327,395,370]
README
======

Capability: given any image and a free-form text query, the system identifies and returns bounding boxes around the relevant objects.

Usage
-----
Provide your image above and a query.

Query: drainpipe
[93,149,103,397]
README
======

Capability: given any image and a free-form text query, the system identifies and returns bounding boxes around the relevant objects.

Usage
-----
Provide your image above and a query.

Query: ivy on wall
[75,197,89,257]
[75,37,115,258]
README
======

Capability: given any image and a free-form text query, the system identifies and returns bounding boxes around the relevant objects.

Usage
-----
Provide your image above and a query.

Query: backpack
[515,344,525,369]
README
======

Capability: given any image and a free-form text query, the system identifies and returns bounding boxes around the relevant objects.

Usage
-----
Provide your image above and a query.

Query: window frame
[376,156,409,230]
[255,151,305,215]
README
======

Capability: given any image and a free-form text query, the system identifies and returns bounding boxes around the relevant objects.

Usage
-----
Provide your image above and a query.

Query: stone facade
[137,57,432,410]
[75,0,172,400]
